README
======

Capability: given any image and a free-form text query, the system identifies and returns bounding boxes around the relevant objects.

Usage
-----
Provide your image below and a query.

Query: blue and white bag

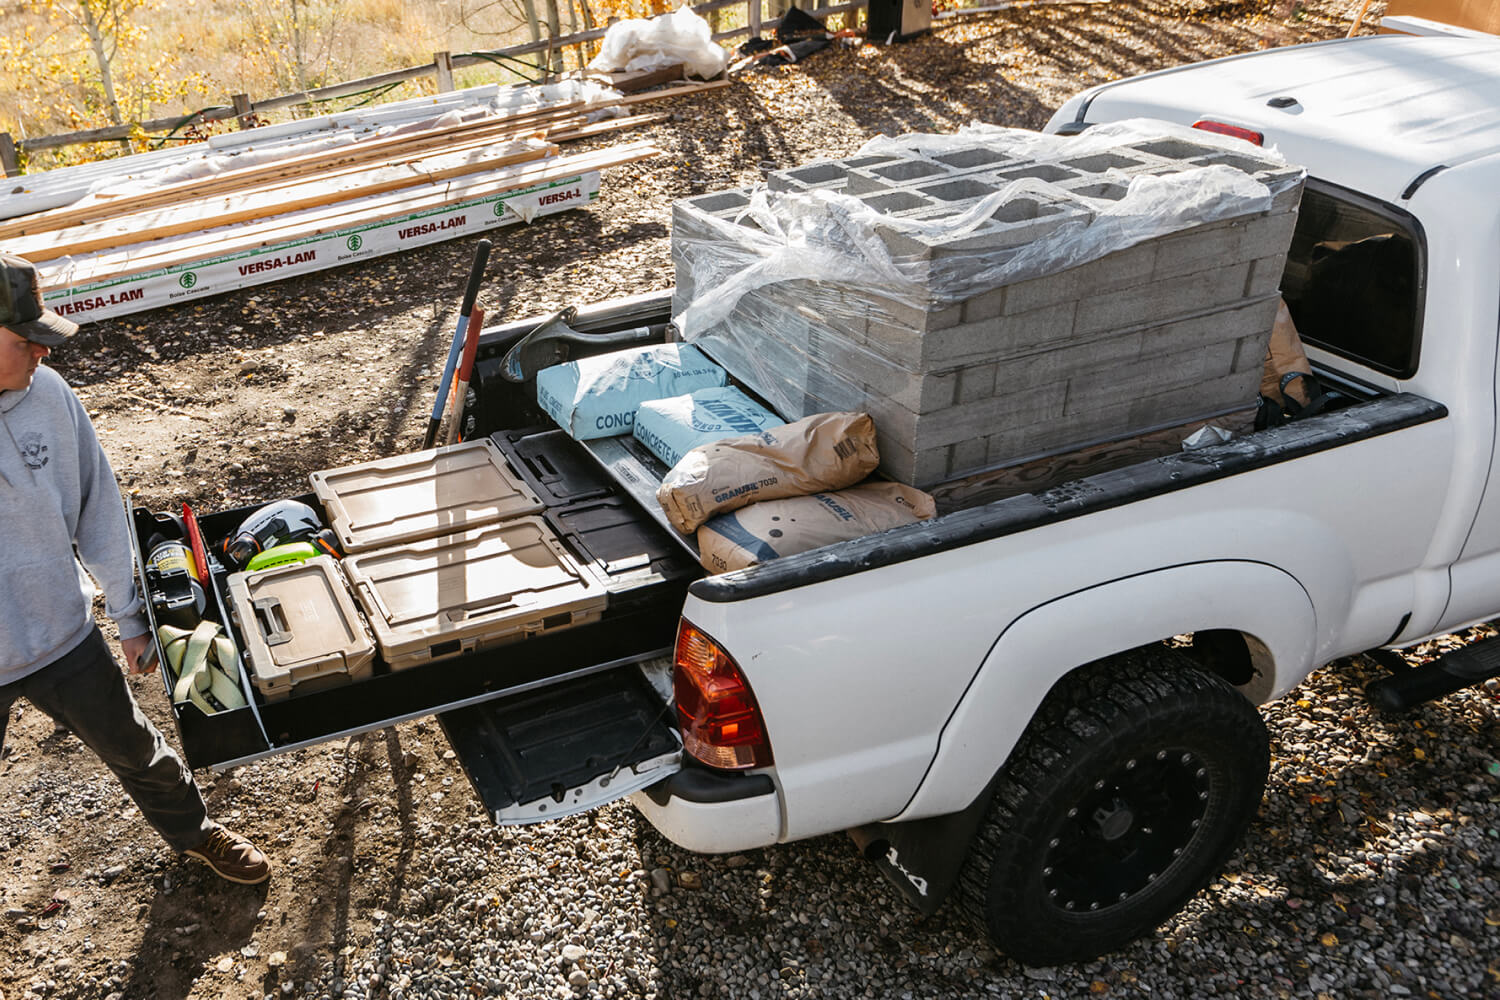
[633,386,785,468]
[535,343,728,441]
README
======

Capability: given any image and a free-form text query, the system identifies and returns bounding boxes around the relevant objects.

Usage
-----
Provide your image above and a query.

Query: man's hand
[122,633,155,675]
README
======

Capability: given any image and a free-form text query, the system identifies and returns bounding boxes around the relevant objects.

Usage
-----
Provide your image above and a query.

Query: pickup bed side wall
[889,560,1315,823]
[684,413,1453,845]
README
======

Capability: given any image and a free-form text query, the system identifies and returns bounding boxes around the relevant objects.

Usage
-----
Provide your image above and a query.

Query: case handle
[252,596,293,647]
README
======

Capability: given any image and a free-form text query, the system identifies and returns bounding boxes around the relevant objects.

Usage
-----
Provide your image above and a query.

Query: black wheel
[956,648,1269,965]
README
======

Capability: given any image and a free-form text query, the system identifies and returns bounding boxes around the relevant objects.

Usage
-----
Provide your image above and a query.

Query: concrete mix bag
[697,482,937,573]
[657,411,881,534]
[1260,298,1313,407]
[535,343,727,441]
[632,386,784,468]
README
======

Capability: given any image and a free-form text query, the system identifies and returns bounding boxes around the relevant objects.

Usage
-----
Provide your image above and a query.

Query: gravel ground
[5,2,1500,999]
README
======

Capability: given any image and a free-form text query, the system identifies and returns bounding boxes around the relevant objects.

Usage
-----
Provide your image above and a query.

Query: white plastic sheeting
[588,4,728,80]
[674,120,1300,341]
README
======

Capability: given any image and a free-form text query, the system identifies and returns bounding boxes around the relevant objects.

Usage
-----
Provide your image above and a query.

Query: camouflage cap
[0,253,76,346]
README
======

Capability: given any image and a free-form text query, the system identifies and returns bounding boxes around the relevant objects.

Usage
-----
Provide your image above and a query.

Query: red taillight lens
[1191,119,1265,146]
[673,619,773,770]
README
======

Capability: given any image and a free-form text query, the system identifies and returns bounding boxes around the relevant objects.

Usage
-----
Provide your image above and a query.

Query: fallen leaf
[1320,932,1339,947]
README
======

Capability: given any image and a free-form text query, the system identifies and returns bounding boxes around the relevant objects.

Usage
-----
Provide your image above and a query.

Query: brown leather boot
[183,825,271,885]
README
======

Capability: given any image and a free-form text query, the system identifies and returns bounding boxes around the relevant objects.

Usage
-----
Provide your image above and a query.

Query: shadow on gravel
[380,728,421,915]
[121,866,268,1000]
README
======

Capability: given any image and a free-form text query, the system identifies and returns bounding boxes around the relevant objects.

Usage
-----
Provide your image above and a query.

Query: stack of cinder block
[671,132,1304,486]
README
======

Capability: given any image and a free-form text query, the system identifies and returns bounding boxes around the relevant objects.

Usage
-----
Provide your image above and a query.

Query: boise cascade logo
[493,201,506,218]
[347,235,363,251]
[178,271,197,289]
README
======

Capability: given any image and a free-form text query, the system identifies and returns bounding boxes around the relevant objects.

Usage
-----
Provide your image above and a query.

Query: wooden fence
[0,0,866,177]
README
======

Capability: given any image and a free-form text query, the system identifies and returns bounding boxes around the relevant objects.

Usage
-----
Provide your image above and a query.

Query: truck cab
[1048,33,1500,639]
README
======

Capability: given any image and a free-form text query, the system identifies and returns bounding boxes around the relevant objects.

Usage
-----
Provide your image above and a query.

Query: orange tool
[181,503,211,582]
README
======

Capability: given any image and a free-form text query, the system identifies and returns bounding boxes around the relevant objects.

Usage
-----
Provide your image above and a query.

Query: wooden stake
[1347,0,1375,36]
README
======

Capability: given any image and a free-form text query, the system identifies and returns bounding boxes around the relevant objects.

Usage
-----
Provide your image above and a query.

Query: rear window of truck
[1279,180,1425,379]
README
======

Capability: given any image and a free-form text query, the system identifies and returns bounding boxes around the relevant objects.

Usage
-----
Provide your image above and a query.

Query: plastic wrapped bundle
[670,120,1306,485]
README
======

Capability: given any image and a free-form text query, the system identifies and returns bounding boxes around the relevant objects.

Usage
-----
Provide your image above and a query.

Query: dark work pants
[0,627,213,853]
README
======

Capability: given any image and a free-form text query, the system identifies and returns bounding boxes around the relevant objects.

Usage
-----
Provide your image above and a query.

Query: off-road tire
[955,648,1269,965]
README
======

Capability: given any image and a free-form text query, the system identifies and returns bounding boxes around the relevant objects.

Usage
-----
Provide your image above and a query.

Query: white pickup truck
[135,33,1500,965]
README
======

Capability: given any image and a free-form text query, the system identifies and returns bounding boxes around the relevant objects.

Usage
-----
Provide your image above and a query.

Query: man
[0,253,269,885]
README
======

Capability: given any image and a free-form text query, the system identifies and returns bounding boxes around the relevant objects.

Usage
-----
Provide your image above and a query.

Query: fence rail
[0,0,870,176]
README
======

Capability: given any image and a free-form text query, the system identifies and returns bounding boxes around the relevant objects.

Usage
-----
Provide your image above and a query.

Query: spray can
[144,534,207,630]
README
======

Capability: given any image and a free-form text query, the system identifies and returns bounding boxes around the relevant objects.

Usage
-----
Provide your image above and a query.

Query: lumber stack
[5,74,727,324]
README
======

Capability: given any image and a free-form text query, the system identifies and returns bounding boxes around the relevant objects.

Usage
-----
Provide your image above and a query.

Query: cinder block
[1064,339,1239,416]
[875,198,1076,266]
[1000,331,1143,388]
[904,381,1070,451]
[1073,263,1251,337]
[1058,151,1151,174]
[994,162,1080,185]
[1231,333,1269,375]
[767,159,850,193]
[926,300,1079,368]
[863,292,963,338]
[932,146,1014,171]
[999,241,1158,318]
[950,435,990,473]
[956,363,998,404]
[860,189,935,215]
[1135,296,1277,361]
[876,440,952,488]
[1151,209,1299,281]
[845,158,952,196]
[1127,370,1260,428]
[1243,254,1288,297]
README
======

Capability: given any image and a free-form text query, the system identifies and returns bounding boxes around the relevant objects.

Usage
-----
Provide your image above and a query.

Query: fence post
[0,133,18,177]
[434,51,455,92]
[749,0,762,38]
[233,94,256,130]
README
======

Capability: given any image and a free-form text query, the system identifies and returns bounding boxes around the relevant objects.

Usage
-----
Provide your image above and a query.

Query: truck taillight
[673,619,773,770]
[1191,119,1264,146]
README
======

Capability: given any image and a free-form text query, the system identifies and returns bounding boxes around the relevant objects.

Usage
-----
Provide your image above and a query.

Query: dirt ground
[0,3,1412,998]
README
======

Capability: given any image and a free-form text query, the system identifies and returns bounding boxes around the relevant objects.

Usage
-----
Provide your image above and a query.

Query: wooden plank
[0,134,18,178]
[12,141,560,262]
[617,78,732,105]
[546,111,671,142]
[38,143,660,288]
[931,407,1259,513]
[579,64,686,94]
[233,94,255,130]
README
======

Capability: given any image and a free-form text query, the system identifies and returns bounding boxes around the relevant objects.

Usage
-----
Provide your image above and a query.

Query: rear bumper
[631,767,781,853]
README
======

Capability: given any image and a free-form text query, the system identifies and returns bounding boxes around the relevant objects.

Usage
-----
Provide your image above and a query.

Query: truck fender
[901,560,1315,822]
[850,561,1314,914]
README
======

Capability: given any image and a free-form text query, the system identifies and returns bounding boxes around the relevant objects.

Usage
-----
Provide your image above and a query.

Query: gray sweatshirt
[0,364,146,683]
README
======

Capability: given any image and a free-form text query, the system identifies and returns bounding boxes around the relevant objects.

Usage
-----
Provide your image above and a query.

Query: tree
[0,0,207,158]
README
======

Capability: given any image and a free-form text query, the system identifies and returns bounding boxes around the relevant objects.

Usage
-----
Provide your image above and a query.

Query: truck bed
[136,288,1446,816]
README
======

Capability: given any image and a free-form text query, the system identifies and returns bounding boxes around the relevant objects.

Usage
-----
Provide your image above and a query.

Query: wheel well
[1077,632,1274,704]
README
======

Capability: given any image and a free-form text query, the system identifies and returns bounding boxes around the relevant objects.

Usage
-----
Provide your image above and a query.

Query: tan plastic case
[227,556,376,702]
[311,439,543,554]
[343,516,608,671]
